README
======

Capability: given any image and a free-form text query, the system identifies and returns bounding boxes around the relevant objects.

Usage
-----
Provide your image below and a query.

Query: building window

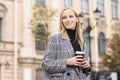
[35,25,47,51]
[80,0,89,14]
[0,4,7,41]
[111,0,118,19]
[0,18,2,40]
[64,0,72,7]
[36,68,44,80]
[97,0,104,16]
[82,30,91,56]
[35,0,45,7]
[98,32,106,55]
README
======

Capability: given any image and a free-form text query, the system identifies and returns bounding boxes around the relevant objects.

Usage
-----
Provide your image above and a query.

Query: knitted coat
[42,33,91,80]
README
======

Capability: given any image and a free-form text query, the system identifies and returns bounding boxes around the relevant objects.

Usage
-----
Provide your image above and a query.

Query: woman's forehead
[62,9,75,15]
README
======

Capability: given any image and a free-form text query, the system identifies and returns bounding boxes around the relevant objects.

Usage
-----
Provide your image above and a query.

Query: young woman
[42,7,91,80]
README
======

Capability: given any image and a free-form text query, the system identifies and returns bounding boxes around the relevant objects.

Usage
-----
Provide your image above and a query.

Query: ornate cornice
[18,57,42,65]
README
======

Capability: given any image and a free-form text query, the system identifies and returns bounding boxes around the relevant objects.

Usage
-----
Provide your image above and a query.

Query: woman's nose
[66,17,70,21]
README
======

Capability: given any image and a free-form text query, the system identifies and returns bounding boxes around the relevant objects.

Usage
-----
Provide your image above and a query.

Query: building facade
[0,0,120,80]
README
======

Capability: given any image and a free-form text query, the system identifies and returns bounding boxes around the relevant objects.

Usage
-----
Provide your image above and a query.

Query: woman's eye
[69,16,73,18]
[62,16,66,19]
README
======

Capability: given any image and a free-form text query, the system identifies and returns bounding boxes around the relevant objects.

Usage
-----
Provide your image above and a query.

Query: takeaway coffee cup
[75,51,85,59]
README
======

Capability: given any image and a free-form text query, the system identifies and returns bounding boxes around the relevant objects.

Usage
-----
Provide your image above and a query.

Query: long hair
[59,7,84,47]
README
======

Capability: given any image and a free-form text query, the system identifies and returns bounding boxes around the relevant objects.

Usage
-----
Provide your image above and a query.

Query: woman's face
[61,9,78,30]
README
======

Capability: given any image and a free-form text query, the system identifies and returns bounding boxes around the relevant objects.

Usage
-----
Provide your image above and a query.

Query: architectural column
[0,56,6,80]
[94,20,99,72]
[118,1,120,19]
[0,65,4,80]
[20,0,33,57]
[94,0,97,10]
[23,68,32,80]
[52,0,59,33]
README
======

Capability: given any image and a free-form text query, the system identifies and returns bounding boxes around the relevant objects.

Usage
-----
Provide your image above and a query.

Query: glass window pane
[35,25,47,51]
[64,0,72,7]
[111,0,118,19]
[80,0,89,13]
[98,33,106,54]
[35,0,45,6]
[97,0,104,16]
[83,30,90,55]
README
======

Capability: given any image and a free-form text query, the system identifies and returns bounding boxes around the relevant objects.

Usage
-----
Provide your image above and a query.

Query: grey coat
[42,33,91,80]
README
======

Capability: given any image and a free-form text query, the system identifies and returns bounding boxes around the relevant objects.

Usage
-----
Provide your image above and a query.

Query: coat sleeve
[42,34,67,74]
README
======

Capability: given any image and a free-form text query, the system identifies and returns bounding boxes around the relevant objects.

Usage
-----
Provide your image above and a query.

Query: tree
[29,4,54,39]
[29,4,54,50]
[102,33,120,71]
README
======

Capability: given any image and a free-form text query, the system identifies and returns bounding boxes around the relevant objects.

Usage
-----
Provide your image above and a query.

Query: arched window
[0,3,7,40]
[98,32,106,54]
[82,29,91,56]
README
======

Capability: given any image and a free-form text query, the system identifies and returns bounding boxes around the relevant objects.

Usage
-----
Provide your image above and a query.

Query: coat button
[67,73,70,76]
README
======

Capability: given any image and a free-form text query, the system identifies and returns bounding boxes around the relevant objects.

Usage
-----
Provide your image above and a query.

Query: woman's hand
[66,55,84,66]
[81,59,90,69]
[67,56,90,68]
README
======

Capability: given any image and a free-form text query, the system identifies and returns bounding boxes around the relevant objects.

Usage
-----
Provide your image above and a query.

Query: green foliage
[110,34,120,54]
[29,4,54,40]
[102,33,120,72]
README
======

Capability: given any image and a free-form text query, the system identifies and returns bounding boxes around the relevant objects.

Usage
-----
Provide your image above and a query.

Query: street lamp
[93,8,101,72]
[93,8,101,25]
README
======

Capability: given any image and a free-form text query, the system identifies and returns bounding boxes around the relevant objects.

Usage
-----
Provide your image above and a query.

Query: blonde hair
[59,7,84,47]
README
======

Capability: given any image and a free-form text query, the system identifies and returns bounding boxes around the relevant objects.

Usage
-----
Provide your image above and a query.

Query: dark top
[66,29,91,74]
[66,29,81,52]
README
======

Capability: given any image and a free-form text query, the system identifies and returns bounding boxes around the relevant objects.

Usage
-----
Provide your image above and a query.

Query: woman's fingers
[67,56,91,67]
[67,56,83,66]
[81,60,90,68]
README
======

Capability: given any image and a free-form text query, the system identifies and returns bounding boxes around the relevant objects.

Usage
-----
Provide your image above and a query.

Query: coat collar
[60,31,69,40]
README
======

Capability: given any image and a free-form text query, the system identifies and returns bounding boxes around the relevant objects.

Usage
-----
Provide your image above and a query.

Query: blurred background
[0,0,120,80]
